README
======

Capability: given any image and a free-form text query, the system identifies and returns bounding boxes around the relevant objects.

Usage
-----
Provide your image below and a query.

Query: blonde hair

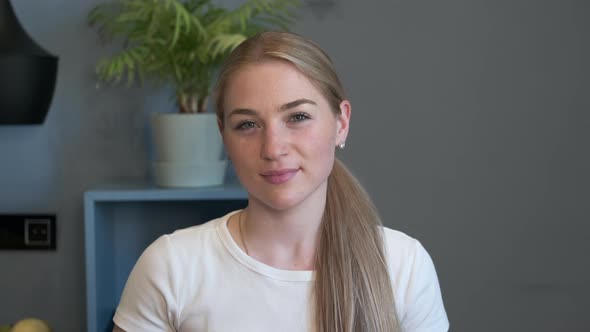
[214,31,399,332]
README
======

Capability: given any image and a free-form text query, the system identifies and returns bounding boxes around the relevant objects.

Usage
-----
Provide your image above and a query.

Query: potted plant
[88,0,299,187]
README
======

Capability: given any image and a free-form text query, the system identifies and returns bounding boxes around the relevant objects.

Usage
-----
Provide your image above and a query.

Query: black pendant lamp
[0,0,58,124]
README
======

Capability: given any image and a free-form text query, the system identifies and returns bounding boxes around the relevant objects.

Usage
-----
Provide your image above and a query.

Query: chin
[251,190,309,211]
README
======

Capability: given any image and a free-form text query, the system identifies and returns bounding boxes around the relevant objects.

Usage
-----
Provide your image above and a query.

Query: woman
[113,31,449,332]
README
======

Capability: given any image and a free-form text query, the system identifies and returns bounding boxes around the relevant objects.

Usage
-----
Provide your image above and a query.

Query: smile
[260,168,299,184]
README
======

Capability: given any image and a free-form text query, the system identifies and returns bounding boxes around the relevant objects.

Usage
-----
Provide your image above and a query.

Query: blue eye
[236,121,257,130]
[289,112,311,122]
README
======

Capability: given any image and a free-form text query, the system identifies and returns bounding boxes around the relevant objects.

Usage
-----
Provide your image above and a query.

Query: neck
[241,183,327,270]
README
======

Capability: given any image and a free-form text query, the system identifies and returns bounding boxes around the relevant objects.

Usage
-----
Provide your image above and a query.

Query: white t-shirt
[114,210,449,332]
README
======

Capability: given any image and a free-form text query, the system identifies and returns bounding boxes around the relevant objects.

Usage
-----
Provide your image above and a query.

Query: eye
[236,120,257,130]
[289,112,311,122]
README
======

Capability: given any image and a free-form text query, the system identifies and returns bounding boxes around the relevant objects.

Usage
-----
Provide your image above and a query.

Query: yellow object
[10,319,51,332]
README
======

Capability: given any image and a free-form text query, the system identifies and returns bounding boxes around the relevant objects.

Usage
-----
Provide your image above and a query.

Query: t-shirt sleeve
[113,235,179,332]
[400,241,450,332]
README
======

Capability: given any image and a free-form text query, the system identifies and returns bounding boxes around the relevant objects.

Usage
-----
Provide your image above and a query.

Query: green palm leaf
[88,0,300,113]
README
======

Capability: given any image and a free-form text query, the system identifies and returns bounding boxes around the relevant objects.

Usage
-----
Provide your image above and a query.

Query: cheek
[301,127,336,167]
[223,134,252,165]
[306,118,337,151]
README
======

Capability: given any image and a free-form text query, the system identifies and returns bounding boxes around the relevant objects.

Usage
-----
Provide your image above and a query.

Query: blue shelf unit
[84,183,248,332]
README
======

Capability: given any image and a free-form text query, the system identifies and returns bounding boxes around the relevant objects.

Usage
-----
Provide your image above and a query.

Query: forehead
[223,59,326,110]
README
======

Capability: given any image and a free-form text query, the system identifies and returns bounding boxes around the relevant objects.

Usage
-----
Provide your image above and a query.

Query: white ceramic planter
[152,113,223,162]
[151,113,227,187]
[154,160,227,187]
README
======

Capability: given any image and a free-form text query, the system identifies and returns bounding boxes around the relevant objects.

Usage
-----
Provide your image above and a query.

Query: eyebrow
[228,98,317,118]
[280,98,317,111]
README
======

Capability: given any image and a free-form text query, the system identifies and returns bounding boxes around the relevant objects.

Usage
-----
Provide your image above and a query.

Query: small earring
[337,141,346,149]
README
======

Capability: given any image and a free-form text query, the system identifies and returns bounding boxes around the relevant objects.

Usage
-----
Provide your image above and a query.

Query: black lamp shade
[0,0,58,125]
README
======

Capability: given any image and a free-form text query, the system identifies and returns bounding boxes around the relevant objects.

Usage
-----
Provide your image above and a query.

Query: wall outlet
[0,214,56,250]
[25,218,52,246]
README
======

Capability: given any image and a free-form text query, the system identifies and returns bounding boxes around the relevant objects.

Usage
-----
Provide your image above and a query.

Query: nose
[260,125,288,161]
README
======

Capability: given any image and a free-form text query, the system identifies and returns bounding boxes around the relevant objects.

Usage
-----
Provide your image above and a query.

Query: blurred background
[0,0,588,331]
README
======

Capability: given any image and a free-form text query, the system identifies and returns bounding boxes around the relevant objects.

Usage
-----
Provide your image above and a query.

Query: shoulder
[166,211,236,247]
[166,215,224,250]
[114,211,239,331]
[380,226,437,290]
[136,211,236,274]
[380,226,425,273]
[380,226,450,331]
[381,227,419,256]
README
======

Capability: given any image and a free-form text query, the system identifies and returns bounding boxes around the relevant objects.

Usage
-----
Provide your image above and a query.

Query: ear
[335,100,351,144]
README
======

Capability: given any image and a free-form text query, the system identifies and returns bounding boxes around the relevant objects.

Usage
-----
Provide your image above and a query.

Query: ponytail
[316,159,400,332]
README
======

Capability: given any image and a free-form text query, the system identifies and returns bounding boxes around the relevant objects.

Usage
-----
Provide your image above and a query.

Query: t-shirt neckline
[216,210,315,282]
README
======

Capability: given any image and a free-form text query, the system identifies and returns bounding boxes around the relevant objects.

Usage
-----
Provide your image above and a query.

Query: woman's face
[220,59,350,211]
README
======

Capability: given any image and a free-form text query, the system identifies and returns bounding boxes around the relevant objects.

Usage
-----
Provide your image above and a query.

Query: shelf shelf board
[85,182,248,202]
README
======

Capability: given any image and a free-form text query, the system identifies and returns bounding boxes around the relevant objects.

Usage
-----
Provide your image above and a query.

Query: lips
[260,168,299,184]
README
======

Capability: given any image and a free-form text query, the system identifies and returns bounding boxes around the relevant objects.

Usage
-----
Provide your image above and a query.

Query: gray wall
[0,0,588,331]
